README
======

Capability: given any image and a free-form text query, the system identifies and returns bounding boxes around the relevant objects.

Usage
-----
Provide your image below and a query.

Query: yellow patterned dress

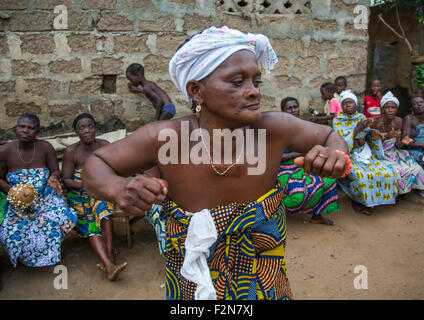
[332,112,398,207]
[163,182,292,300]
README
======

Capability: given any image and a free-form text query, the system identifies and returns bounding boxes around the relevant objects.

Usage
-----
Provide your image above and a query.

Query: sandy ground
[0,189,423,300]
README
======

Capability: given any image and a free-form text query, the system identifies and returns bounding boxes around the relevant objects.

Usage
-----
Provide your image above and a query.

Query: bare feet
[310,214,334,225]
[96,262,128,281]
[108,248,118,264]
[351,200,372,215]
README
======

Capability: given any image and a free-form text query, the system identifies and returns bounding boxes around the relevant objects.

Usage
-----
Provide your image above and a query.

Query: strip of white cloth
[181,208,218,300]
[352,143,372,164]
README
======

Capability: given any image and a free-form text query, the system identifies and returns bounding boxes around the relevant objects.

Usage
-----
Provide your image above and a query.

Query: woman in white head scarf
[358,91,424,195]
[82,26,351,300]
[332,90,399,214]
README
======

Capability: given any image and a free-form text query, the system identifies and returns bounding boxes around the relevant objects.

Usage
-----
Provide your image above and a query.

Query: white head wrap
[339,89,358,106]
[380,91,399,108]
[169,26,278,99]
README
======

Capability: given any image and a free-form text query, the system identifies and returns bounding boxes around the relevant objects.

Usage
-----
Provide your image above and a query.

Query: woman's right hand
[353,137,365,149]
[371,129,384,141]
[401,136,415,145]
[113,174,168,216]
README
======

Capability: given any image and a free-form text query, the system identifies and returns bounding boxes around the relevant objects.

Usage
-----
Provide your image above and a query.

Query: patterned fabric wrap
[407,123,424,167]
[67,169,113,238]
[169,26,278,98]
[277,158,339,215]
[379,138,424,194]
[145,203,167,257]
[163,182,292,300]
[0,191,7,225]
[332,112,399,206]
[0,168,77,267]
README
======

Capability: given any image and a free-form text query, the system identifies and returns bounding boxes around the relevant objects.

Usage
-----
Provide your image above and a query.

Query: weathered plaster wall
[0,0,369,141]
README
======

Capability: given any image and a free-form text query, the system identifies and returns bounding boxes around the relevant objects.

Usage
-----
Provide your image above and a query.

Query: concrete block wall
[0,0,369,142]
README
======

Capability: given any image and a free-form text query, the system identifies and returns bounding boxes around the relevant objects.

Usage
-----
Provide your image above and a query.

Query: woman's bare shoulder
[0,141,15,158]
[97,138,110,146]
[63,141,79,155]
[129,116,194,138]
[255,111,302,132]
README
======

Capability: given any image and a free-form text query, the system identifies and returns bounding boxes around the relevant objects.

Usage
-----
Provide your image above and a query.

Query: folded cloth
[0,192,7,225]
[181,208,218,300]
[351,142,372,165]
[169,26,278,98]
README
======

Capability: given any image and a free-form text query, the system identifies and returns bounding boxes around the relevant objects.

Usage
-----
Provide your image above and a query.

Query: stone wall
[0,0,369,142]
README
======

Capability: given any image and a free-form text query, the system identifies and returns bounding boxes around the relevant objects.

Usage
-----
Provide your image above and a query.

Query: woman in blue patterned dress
[402,96,424,167]
[332,90,399,215]
[0,114,77,267]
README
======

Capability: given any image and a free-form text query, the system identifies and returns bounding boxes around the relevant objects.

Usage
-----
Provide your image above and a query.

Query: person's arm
[310,113,335,123]
[281,151,303,163]
[402,115,412,139]
[271,112,349,178]
[82,121,168,216]
[352,118,371,148]
[44,141,63,195]
[0,144,11,193]
[394,117,403,148]
[61,146,82,191]
[128,81,166,119]
[145,166,161,178]
[401,116,424,148]
[143,81,174,120]
[128,83,144,94]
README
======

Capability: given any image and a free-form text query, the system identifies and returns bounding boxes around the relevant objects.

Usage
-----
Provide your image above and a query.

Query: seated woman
[279,97,338,225]
[332,90,399,215]
[62,113,127,281]
[358,92,424,195]
[0,114,77,267]
[401,96,424,167]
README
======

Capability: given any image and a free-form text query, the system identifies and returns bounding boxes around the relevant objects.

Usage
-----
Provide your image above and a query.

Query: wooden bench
[113,208,144,249]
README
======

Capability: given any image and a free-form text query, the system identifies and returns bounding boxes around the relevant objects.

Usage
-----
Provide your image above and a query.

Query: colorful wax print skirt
[145,203,167,257]
[338,157,398,206]
[277,159,339,215]
[0,168,77,267]
[163,182,292,300]
[380,138,424,194]
[67,169,113,238]
[406,123,424,167]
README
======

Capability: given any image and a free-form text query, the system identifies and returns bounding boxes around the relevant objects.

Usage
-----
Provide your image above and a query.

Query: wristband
[335,150,352,178]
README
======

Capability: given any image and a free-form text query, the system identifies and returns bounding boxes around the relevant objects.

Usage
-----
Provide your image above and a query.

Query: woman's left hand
[48,176,63,195]
[294,145,348,179]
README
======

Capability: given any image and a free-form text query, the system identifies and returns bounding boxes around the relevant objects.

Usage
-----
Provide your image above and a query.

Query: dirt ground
[0,189,423,300]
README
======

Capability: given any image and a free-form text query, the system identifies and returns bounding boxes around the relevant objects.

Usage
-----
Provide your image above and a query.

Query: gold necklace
[16,141,36,164]
[198,120,244,176]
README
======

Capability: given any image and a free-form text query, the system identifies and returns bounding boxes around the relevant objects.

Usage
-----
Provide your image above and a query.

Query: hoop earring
[195,104,202,118]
